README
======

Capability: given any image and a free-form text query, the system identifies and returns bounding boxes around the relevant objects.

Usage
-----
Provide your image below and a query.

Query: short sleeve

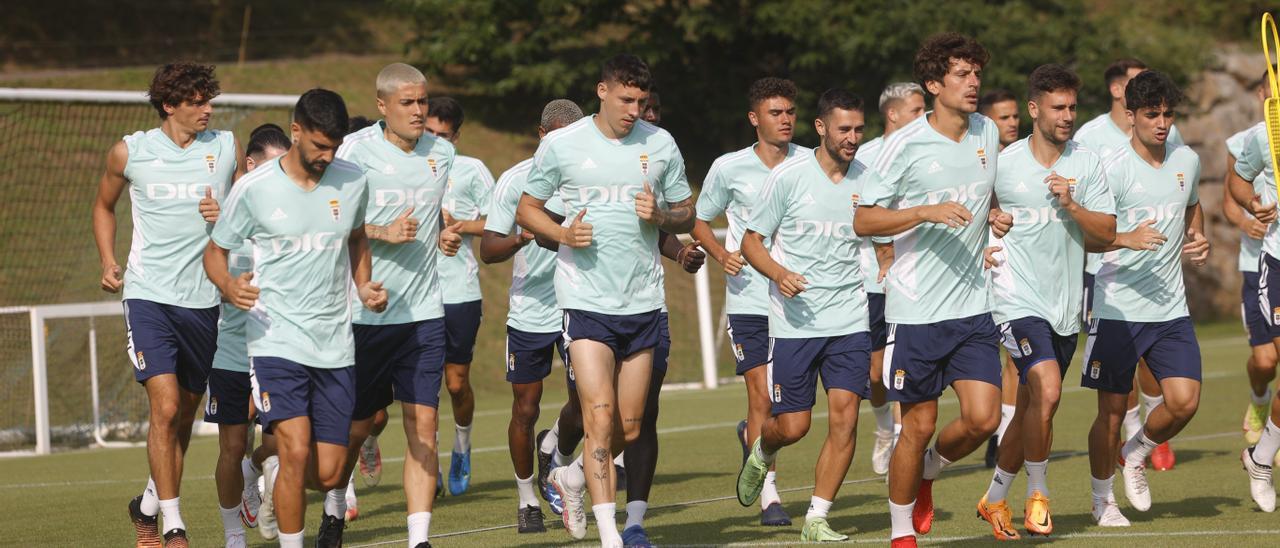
[352,176,369,228]
[859,166,900,208]
[1187,154,1201,206]
[212,186,256,249]
[483,173,520,236]
[1236,130,1266,183]
[1102,154,1130,209]
[525,141,562,200]
[746,169,789,237]
[1079,155,1116,216]
[695,160,731,221]
[660,143,693,203]
[471,163,496,217]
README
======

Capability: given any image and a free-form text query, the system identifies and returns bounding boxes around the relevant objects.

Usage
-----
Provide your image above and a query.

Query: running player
[853,33,1013,547]
[479,98,584,533]
[856,82,926,476]
[734,87,874,542]
[692,76,805,527]
[206,88,389,548]
[976,64,1118,539]
[94,62,242,548]
[517,53,695,547]
[325,63,460,547]
[1076,58,1183,472]
[424,96,493,495]
[1083,70,1208,525]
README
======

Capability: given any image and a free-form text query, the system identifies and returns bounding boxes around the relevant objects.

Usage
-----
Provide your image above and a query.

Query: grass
[1,321,1276,546]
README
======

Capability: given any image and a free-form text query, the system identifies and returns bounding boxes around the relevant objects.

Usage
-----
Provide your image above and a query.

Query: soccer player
[979,89,1020,149]
[205,88,389,548]
[976,64,1118,539]
[516,53,695,547]
[734,87,874,542]
[1076,59,1184,471]
[853,33,1013,548]
[424,96,494,495]
[93,61,242,548]
[642,91,662,125]
[692,76,804,527]
[1082,70,1208,526]
[324,63,461,547]
[207,124,291,547]
[856,81,926,476]
[479,98,585,533]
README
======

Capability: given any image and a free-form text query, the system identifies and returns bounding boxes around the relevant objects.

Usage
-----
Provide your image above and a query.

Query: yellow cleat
[1245,403,1268,445]
[976,495,1021,540]
[1024,491,1053,536]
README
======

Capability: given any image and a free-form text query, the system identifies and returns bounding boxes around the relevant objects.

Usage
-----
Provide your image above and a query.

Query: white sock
[614,451,625,467]
[241,458,260,484]
[593,503,619,539]
[996,403,1015,441]
[1140,392,1164,422]
[625,500,647,529]
[1122,405,1142,440]
[889,500,915,540]
[324,488,346,519]
[984,466,1016,503]
[140,477,159,516]
[454,423,472,453]
[158,497,185,534]
[564,457,587,492]
[219,505,244,538]
[1090,475,1114,502]
[921,446,952,481]
[760,471,781,509]
[805,496,833,519]
[279,530,304,548]
[873,403,894,433]
[1252,388,1273,407]
[345,473,357,504]
[554,450,573,467]
[541,422,561,454]
[1025,459,1049,498]
[1122,431,1158,466]
[753,440,777,465]
[516,474,539,508]
[1254,419,1280,464]
[408,512,431,545]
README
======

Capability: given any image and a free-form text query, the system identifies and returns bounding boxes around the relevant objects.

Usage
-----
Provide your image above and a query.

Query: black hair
[427,96,465,131]
[1124,70,1182,112]
[816,88,864,119]
[246,124,290,158]
[1104,58,1147,88]
[978,89,1017,114]
[914,33,989,89]
[293,88,349,141]
[600,53,653,91]
[249,123,285,140]
[748,77,798,109]
[1027,64,1081,101]
[347,115,375,135]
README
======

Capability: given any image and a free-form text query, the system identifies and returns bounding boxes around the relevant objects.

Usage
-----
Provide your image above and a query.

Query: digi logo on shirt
[374,188,440,208]
[1124,203,1184,224]
[145,182,212,200]
[907,180,988,207]
[268,232,343,255]
[788,220,856,239]
[1007,206,1069,225]
[576,184,642,205]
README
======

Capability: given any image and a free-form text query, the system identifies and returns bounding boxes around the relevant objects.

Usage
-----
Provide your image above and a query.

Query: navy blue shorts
[1244,270,1272,346]
[506,327,567,384]
[562,309,661,360]
[999,317,1078,385]
[205,369,252,425]
[1081,317,1202,394]
[353,319,447,419]
[655,312,671,373]
[868,293,888,351]
[883,313,1001,403]
[250,357,356,446]
[444,300,483,364]
[767,332,872,414]
[728,314,770,375]
[1082,273,1096,326]
[123,299,219,393]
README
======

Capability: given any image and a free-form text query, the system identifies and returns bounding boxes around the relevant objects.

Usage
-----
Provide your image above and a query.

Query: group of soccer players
[91,27,1280,548]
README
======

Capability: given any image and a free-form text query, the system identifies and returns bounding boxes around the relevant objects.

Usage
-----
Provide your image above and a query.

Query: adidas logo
[1014,181,1028,193]
[1133,182,1146,193]
[150,159,165,167]
[581,158,598,170]
[382,164,397,175]
[270,208,288,220]
[799,193,816,205]
[927,161,943,174]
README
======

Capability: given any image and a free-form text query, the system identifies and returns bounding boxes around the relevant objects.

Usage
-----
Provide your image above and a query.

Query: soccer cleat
[913,479,934,535]
[975,495,1020,540]
[128,495,162,548]
[517,505,547,533]
[800,517,848,542]
[548,466,587,539]
[535,429,554,502]
[984,435,998,469]
[449,449,472,495]
[225,530,247,548]
[1023,490,1052,536]
[543,470,565,516]
[1120,460,1151,511]
[736,419,749,465]
[414,543,432,548]
[891,535,918,548]
[436,468,445,499]
[872,429,895,475]
[162,528,188,548]
[240,473,261,529]
[358,435,383,487]
[760,502,792,526]
[1091,495,1130,527]
[259,456,279,540]
[1245,404,1268,445]
[1150,441,1175,471]
[736,439,770,507]
[1242,447,1277,512]
[621,524,652,547]
[315,513,345,548]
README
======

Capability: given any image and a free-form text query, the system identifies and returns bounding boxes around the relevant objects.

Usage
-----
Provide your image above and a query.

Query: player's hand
[877,262,891,284]
[227,272,260,311]
[634,182,660,224]
[918,201,972,229]
[677,240,705,273]
[100,263,123,293]
[387,207,419,244]
[560,209,593,248]
[1249,194,1278,224]
[982,245,1004,270]
[359,281,388,312]
[773,269,808,298]
[439,221,463,256]
[722,249,746,276]
[988,208,1014,238]
[1246,218,1269,240]
[1045,172,1076,208]
[1119,219,1167,251]
[1182,228,1210,266]
[198,187,220,223]
[517,230,536,247]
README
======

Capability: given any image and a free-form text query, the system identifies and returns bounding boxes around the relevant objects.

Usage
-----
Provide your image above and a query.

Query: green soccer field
[2,321,1278,546]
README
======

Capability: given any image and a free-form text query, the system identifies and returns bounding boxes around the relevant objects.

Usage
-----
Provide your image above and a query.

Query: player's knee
[622,422,643,444]
[1258,346,1280,370]
[446,376,469,396]
[1163,396,1199,423]
[965,411,1000,439]
[512,400,540,429]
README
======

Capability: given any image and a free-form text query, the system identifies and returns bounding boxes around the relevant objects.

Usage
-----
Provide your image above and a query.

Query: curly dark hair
[748,77,798,109]
[147,62,220,119]
[1027,64,1081,101]
[1125,70,1182,112]
[914,33,990,89]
